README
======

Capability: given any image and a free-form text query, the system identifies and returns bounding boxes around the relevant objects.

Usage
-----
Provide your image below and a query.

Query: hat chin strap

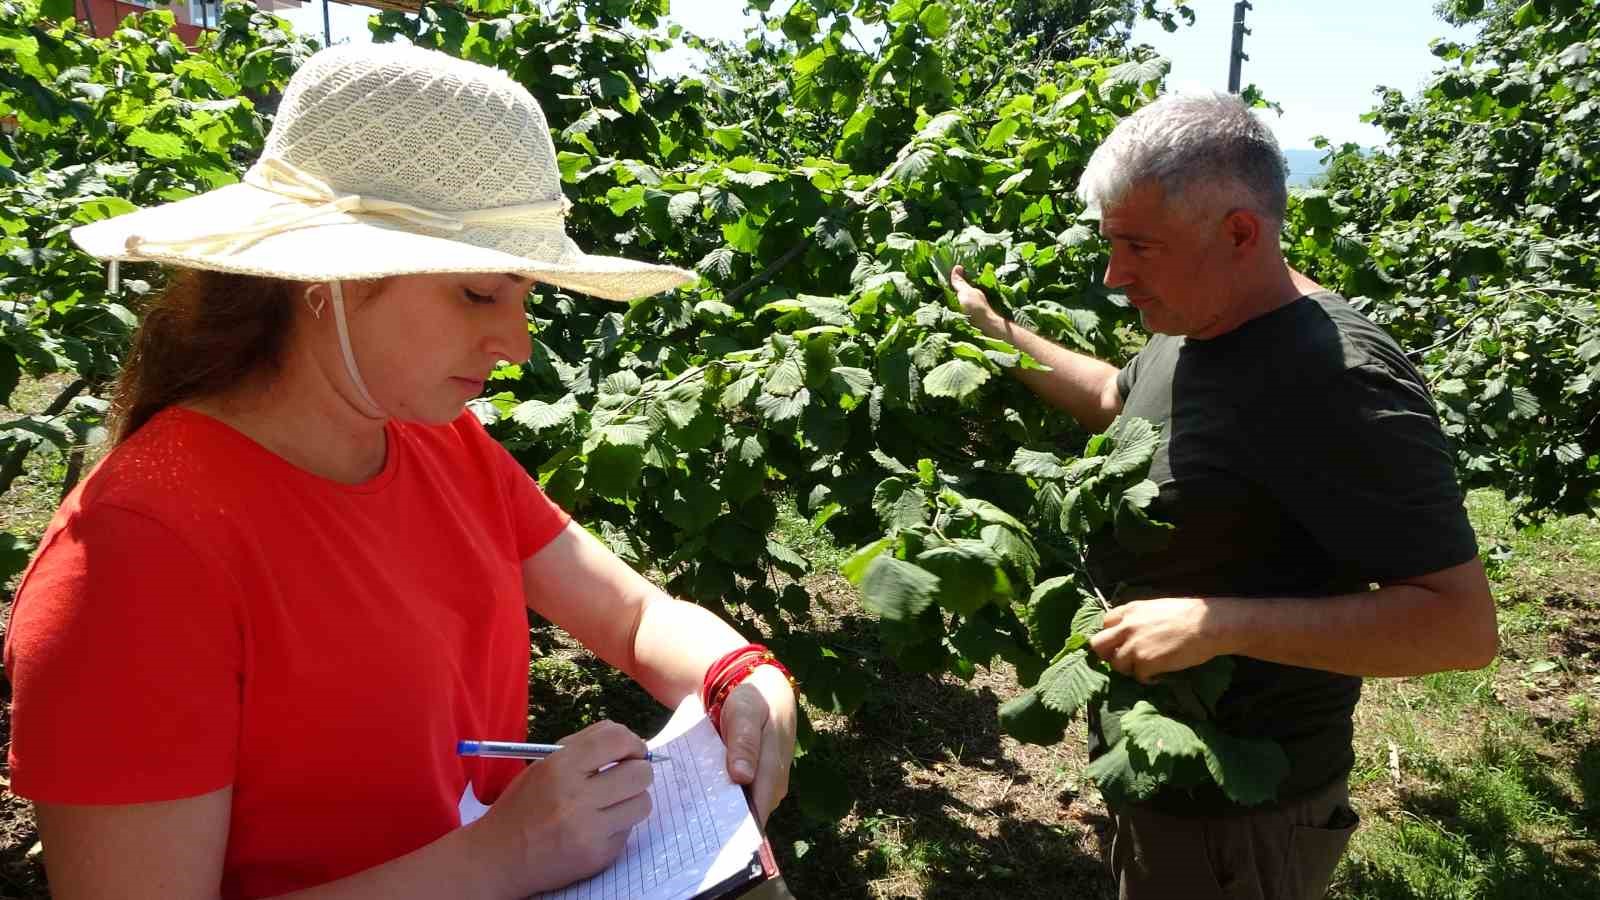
[328,281,386,419]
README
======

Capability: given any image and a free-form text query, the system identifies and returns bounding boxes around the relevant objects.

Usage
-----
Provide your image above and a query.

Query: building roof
[276,0,432,14]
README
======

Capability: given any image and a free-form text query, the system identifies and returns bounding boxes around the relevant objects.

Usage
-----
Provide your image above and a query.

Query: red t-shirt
[4,407,569,898]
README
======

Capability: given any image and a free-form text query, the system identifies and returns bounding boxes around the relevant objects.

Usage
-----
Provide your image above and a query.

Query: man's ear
[1221,207,1263,253]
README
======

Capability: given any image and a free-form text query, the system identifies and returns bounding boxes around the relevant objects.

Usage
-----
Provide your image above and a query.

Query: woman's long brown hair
[110,270,298,444]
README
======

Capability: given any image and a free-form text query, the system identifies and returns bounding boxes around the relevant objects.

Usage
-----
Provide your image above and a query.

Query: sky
[1128,1,1475,149]
[278,0,1476,151]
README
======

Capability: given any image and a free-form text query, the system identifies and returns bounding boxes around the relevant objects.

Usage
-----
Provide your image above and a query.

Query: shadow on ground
[759,621,1110,899]
[1333,735,1600,900]
[0,678,47,900]
[529,611,1113,899]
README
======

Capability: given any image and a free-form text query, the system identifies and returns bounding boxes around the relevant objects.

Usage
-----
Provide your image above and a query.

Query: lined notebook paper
[530,694,766,900]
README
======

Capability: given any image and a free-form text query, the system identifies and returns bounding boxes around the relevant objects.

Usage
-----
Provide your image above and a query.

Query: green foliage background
[1285,0,1600,521]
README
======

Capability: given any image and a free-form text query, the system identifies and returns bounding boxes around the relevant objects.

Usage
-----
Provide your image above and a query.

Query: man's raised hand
[949,265,1000,330]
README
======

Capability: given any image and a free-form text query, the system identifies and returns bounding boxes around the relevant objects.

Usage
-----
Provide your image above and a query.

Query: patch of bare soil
[1495,587,1600,736]
[0,674,46,900]
[762,575,1114,900]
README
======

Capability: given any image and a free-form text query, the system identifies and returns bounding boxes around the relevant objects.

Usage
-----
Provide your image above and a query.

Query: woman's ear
[302,283,327,320]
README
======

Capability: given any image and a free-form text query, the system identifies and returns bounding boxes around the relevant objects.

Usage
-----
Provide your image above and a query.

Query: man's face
[1098,181,1234,338]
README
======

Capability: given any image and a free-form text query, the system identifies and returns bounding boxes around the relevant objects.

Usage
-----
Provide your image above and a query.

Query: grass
[0,375,79,547]
[772,492,854,574]
[1333,721,1600,899]
[2,370,1598,898]
[1331,490,1600,900]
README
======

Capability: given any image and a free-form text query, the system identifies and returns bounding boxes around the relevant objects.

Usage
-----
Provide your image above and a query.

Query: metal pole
[322,0,333,46]
[78,0,99,35]
[1228,0,1251,94]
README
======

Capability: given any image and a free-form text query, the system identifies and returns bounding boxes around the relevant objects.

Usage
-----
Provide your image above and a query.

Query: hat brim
[70,182,696,303]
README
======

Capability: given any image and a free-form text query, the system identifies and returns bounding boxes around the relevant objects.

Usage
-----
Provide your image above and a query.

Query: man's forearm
[970,311,1122,432]
[1207,564,1498,677]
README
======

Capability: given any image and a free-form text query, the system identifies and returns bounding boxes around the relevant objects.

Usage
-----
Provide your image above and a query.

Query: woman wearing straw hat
[4,44,797,899]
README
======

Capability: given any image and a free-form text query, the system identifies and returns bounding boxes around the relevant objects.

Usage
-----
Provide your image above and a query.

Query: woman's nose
[486,308,533,365]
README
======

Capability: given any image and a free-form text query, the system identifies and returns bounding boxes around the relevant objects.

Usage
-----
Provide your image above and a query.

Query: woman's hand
[470,720,654,897]
[715,665,797,825]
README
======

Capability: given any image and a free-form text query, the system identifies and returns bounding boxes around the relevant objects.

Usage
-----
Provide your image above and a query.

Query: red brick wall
[77,0,207,43]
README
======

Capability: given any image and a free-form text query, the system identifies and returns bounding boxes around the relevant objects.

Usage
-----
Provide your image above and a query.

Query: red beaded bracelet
[701,643,795,732]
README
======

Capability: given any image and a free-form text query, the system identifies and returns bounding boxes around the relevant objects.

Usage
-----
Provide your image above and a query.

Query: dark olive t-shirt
[1090,292,1478,812]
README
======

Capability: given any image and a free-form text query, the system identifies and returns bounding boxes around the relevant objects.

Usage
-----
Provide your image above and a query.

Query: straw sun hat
[71,42,695,303]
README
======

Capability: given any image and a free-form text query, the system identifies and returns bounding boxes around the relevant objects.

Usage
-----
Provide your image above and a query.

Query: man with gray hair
[952,92,1498,898]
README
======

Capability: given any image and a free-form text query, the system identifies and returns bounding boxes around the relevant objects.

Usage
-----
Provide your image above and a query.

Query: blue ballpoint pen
[457,739,671,763]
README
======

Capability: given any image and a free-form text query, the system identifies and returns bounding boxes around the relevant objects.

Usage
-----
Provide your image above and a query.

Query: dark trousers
[1107,777,1358,900]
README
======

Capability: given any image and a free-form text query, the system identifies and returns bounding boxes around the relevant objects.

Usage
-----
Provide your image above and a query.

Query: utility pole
[322,0,333,47]
[1228,0,1251,94]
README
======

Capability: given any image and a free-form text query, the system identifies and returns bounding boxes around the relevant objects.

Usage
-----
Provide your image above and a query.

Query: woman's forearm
[626,592,750,706]
[522,524,763,706]
[277,823,511,900]
[39,795,516,900]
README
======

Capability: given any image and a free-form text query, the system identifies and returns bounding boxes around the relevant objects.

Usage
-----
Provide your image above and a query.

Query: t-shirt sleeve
[1252,362,1479,583]
[4,505,243,804]
[465,418,570,560]
[1116,349,1142,401]
[501,450,571,560]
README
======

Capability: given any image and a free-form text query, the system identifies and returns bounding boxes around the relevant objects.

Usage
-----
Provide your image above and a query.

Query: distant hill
[1284,148,1328,187]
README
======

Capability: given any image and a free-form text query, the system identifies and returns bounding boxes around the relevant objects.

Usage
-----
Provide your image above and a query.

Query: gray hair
[1076,92,1288,224]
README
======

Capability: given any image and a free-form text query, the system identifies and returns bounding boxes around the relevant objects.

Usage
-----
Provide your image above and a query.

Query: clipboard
[527,696,785,900]
[691,847,776,900]
[691,786,782,899]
